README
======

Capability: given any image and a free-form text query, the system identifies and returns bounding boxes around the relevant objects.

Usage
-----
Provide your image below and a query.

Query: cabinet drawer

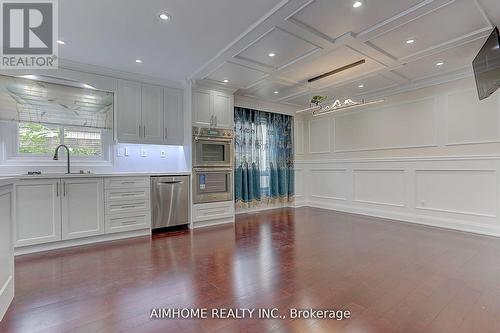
[193,201,234,222]
[105,211,151,234]
[105,199,150,215]
[105,188,150,202]
[104,177,150,189]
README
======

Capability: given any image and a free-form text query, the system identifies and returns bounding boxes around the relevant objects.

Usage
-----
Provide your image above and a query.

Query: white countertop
[2,171,191,180]
[0,178,17,187]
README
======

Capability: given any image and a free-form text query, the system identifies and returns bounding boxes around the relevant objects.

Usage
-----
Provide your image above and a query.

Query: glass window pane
[63,128,103,156]
[18,122,60,155]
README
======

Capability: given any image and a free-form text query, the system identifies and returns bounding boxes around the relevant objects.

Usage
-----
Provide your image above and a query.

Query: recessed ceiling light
[135,59,143,63]
[353,1,363,8]
[159,13,171,20]
[223,79,229,83]
[273,91,279,94]
[268,52,276,57]
[358,84,364,88]
[406,39,415,44]
[436,62,444,66]
[57,40,65,45]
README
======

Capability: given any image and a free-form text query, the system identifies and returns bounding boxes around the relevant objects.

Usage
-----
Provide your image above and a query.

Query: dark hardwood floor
[2,207,500,333]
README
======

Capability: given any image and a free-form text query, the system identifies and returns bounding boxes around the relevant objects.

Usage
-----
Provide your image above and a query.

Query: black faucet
[53,144,71,174]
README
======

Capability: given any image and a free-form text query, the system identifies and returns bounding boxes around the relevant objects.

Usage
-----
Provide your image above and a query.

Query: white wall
[295,77,500,236]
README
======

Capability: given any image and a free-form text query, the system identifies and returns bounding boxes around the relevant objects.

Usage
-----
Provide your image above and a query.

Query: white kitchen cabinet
[116,80,142,143]
[213,90,233,128]
[61,178,104,240]
[141,84,165,144]
[117,80,185,145]
[193,88,233,128]
[164,87,184,145]
[14,179,62,247]
[193,89,212,126]
[0,183,14,321]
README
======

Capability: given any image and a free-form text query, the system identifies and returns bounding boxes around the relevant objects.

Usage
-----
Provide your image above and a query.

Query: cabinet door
[14,179,61,247]
[141,84,164,144]
[117,80,142,143]
[62,178,104,240]
[0,186,13,320]
[193,89,212,126]
[164,87,184,145]
[212,91,233,128]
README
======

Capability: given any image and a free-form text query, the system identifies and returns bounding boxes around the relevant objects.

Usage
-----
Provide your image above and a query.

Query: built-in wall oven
[193,127,233,167]
[193,167,233,204]
[193,126,234,204]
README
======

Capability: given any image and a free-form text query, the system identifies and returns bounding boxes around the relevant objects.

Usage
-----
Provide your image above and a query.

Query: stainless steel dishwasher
[151,176,189,229]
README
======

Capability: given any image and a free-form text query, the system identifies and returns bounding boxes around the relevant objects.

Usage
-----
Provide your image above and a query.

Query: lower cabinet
[61,178,104,240]
[104,176,151,234]
[15,179,62,247]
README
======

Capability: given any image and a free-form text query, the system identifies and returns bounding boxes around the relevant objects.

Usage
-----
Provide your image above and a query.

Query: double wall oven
[192,127,234,204]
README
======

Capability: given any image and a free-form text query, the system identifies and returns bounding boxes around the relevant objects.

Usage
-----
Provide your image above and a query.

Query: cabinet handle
[63,183,66,196]
[164,128,167,140]
[215,116,217,126]
[143,125,146,137]
[120,220,138,225]
[56,183,59,197]
[121,205,138,209]
[139,125,142,137]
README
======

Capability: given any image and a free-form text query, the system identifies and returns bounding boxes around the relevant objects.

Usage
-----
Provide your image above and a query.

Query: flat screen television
[473,27,500,100]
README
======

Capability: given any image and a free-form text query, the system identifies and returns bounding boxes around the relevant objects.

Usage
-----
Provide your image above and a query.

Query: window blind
[0,75,113,129]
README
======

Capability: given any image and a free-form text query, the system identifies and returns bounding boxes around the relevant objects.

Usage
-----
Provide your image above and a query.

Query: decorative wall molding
[308,117,331,154]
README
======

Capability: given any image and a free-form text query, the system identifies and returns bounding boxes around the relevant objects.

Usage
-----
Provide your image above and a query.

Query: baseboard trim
[0,275,13,321]
[304,201,500,238]
[14,229,151,256]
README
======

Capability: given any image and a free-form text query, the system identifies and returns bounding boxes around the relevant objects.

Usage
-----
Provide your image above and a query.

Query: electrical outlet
[124,147,129,157]
[160,150,167,158]
[140,149,147,157]
[116,148,123,157]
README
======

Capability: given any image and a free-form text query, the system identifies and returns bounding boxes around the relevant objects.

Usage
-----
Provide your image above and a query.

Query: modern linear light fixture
[308,59,366,83]
[313,98,385,116]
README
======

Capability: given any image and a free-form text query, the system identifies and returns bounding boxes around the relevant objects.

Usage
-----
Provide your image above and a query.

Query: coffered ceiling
[192,0,499,107]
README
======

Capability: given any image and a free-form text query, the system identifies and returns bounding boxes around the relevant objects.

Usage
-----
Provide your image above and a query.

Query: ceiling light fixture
[159,13,171,20]
[57,40,65,45]
[353,1,363,8]
[274,91,279,94]
[135,59,143,63]
[436,62,444,66]
[358,84,364,88]
[268,52,276,57]
[406,39,415,44]
[223,79,229,83]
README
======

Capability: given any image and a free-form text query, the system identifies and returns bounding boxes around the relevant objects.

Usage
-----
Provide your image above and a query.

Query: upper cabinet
[116,80,184,145]
[193,88,233,128]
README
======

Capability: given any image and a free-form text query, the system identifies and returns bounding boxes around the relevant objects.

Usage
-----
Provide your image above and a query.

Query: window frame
[3,121,112,164]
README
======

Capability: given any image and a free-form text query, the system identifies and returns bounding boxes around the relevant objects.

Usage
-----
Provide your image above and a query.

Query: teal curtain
[234,107,294,208]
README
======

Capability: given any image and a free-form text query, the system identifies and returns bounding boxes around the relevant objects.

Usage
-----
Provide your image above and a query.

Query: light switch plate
[124,147,129,157]
[140,148,147,157]
[160,150,167,158]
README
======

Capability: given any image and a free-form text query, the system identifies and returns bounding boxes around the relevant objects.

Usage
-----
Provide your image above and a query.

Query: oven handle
[193,168,233,173]
[194,137,233,142]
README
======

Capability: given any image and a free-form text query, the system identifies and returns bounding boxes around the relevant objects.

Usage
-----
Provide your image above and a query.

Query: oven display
[199,175,206,190]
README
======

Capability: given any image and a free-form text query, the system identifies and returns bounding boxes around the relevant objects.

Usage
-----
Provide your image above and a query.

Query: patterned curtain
[234,107,294,208]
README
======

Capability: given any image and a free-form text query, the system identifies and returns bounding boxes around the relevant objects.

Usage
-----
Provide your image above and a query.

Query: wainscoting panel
[294,169,305,200]
[334,98,437,152]
[415,170,497,218]
[446,89,500,145]
[353,169,406,207]
[308,118,330,154]
[295,157,500,237]
[310,169,348,201]
[294,119,305,155]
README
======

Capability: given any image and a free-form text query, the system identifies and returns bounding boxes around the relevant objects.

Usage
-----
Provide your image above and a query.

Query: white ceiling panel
[290,0,423,40]
[478,0,500,26]
[370,0,491,60]
[333,74,399,96]
[244,80,306,101]
[394,38,486,81]
[281,47,384,89]
[207,62,266,88]
[236,28,319,69]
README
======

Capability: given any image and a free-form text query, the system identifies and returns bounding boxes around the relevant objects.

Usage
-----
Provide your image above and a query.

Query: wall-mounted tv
[473,27,500,100]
